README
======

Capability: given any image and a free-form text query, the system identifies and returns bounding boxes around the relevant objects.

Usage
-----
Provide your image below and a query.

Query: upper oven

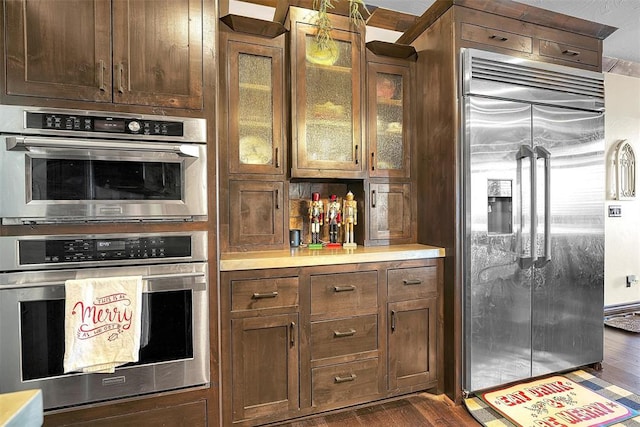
[0,106,207,225]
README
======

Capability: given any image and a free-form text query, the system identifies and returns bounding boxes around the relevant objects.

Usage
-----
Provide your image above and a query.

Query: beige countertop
[220,244,445,271]
[0,389,42,427]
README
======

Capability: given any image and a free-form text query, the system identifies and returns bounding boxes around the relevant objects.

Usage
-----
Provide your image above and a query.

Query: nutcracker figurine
[325,194,342,248]
[308,192,324,249]
[342,191,357,248]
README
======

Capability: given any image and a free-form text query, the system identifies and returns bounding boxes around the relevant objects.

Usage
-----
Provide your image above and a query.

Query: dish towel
[63,276,143,374]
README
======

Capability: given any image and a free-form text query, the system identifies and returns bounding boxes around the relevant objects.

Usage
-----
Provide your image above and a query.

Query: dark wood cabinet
[4,0,112,103]
[228,180,286,248]
[219,20,288,252]
[220,255,443,426]
[231,314,300,422]
[289,7,365,178]
[367,60,412,178]
[368,182,413,243]
[4,0,203,109]
[388,298,437,390]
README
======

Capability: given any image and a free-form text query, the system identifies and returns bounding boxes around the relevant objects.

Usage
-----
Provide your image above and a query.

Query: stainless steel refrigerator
[461,49,605,393]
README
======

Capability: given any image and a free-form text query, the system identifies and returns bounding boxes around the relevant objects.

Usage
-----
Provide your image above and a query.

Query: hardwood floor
[276,326,640,426]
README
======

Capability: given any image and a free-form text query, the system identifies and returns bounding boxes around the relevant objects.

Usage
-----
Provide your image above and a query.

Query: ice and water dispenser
[487,179,512,234]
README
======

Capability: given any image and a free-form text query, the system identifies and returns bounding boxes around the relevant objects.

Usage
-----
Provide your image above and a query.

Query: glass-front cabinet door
[227,40,285,175]
[290,8,365,178]
[367,62,411,178]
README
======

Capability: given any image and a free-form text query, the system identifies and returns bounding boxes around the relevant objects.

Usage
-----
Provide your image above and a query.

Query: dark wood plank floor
[276,326,640,426]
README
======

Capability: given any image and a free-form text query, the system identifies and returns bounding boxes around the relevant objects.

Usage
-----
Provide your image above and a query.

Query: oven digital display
[97,240,126,251]
[94,118,126,132]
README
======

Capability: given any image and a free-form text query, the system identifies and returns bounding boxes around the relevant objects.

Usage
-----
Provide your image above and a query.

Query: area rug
[605,312,640,333]
[464,370,640,427]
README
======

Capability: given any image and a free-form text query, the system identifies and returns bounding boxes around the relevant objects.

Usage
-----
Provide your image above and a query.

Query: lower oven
[0,231,209,411]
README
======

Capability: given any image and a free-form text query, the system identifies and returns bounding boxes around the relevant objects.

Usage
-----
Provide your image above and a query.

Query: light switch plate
[608,205,622,217]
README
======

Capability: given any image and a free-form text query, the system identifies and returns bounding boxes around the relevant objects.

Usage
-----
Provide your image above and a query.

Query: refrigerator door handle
[535,146,551,266]
[516,145,537,269]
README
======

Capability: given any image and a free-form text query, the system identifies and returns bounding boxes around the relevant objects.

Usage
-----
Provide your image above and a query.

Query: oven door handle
[5,136,201,158]
[0,272,207,292]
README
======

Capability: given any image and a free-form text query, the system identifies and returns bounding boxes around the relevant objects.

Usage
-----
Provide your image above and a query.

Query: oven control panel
[25,112,184,136]
[18,235,192,265]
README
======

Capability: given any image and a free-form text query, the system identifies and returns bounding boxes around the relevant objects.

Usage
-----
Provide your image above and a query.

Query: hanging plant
[311,0,369,51]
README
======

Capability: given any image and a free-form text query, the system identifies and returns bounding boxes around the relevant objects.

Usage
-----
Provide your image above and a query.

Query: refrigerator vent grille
[471,57,604,100]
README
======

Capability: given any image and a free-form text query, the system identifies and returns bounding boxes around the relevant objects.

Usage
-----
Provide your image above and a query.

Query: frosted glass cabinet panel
[290,8,365,179]
[367,62,411,178]
[228,41,284,175]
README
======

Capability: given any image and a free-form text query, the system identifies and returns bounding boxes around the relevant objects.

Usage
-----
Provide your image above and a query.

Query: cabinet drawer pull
[355,144,359,165]
[116,63,125,93]
[333,329,356,338]
[334,373,356,383]
[290,321,296,346]
[371,152,375,171]
[489,35,508,41]
[562,49,580,56]
[275,147,280,168]
[98,59,106,92]
[402,279,423,286]
[252,291,278,299]
[275,189,280,209]
[333,285,356,292]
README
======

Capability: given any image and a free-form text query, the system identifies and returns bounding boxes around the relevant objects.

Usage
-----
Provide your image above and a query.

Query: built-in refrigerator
[461,49,605,393]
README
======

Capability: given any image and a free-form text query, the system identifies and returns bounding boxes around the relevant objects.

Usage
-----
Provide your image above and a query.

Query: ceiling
[365,0,640,63]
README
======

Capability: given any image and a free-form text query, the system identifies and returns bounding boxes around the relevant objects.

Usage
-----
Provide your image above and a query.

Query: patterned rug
[605,312,640,333]
[464,370,640,427]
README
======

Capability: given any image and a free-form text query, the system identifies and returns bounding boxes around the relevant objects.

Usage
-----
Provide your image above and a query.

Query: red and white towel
[63,276,143,374]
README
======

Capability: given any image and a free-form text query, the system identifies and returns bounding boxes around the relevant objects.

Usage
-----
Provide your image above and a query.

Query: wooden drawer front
[231,277,299,312]
[311,315,378,360]
[312,359,379,407]
[539,40,599,67]
[388,266,437,302]
[311,271,378,316]
[461,22,532,54]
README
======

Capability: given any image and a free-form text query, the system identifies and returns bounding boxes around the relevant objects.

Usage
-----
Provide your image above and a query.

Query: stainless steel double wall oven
[0,107,210,411]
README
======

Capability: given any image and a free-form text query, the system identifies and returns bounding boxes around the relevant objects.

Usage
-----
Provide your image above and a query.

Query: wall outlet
[627,275,637,287]
[609,205,622,217]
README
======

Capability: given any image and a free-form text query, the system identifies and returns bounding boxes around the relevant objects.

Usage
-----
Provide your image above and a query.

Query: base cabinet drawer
[312,359,379,407]
[311,271,378,317]
[311,315,378,360]
[388,266,437,301]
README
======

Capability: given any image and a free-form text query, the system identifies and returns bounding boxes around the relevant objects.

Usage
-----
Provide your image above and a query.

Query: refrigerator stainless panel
[531,105,605,377]
[464,96,534,392]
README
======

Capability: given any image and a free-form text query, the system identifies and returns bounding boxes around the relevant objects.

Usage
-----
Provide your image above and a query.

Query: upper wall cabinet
[225,38,286,176]
[289,7,365,179]
[4,0,203,109]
